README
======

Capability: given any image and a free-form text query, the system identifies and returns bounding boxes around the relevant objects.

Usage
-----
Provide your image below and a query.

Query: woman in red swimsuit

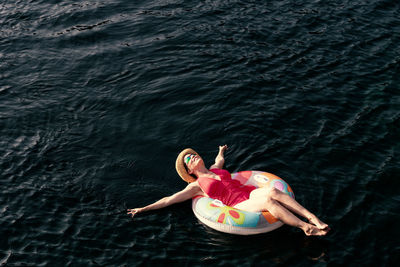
[127,145,330,236]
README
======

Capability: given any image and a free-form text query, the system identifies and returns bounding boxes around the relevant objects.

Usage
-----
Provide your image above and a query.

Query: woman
[127,145,330,236]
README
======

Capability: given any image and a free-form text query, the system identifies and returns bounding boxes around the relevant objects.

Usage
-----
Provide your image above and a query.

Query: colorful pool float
[192,171,295,235]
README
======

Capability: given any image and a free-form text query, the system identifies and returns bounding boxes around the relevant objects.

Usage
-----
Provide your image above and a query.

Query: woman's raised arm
[127,181,202,217]
[210,145,228,170]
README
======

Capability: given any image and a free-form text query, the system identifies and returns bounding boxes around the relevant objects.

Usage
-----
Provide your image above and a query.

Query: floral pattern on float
[196,198,260,227]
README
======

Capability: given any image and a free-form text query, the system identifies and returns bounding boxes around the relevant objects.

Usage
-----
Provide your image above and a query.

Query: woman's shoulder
[188,180,200,187]
[187,181,207,197]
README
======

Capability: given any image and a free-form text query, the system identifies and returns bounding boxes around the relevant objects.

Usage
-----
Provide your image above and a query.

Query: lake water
[1,0,399,265]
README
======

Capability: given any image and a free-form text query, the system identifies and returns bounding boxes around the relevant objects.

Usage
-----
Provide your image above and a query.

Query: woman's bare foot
[303,223,329,236]
[308,215,330,231]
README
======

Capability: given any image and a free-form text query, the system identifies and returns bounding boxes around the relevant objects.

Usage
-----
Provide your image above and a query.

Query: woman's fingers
[127,208,139,217]
[219,144,228,151]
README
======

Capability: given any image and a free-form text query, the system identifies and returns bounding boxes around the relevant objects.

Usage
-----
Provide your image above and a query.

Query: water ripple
[1,0,399,265]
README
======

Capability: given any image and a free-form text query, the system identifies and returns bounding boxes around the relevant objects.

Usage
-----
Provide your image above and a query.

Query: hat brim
[176,148,198,183]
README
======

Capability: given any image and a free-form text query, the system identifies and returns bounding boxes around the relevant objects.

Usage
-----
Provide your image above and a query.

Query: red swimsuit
[197,168,256,206]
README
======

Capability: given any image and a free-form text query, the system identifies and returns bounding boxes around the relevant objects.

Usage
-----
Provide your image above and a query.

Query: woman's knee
[264,195,275,206]
[268,187,281,199]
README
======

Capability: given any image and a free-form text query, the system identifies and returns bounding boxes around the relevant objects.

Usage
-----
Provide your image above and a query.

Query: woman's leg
[234,190,328,236]
[268,188,329,230]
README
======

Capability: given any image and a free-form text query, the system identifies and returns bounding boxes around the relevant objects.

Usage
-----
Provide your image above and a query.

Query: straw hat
[175,148,198,183]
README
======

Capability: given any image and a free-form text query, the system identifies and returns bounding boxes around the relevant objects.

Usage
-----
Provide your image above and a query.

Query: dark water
[1,0,399,265]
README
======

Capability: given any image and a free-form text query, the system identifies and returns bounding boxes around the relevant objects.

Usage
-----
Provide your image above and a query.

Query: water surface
[1,0,399,265]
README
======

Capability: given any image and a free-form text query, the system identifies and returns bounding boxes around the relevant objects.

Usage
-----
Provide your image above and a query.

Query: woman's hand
[127,208,144,218]
[219,144,228,152]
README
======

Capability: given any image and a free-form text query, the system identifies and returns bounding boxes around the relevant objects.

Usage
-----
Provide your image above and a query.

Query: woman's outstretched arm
[127,181,202,217]
[210,145,228,169]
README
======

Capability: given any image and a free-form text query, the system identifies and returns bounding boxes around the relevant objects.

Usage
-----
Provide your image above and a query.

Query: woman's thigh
[249,187,271,199]
[233,188,270,212]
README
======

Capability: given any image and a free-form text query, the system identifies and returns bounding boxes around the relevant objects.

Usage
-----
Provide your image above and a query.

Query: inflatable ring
[192,171,295,235]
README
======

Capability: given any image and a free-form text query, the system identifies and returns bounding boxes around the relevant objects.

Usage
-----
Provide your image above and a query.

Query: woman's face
[184,153,203,173]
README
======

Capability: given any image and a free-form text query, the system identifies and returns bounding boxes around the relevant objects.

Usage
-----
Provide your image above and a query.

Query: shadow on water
[165,198,331,265]
[200,226,330,265]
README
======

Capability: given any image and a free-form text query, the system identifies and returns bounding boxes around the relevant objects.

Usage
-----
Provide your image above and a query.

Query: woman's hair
[183,163,197,179]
